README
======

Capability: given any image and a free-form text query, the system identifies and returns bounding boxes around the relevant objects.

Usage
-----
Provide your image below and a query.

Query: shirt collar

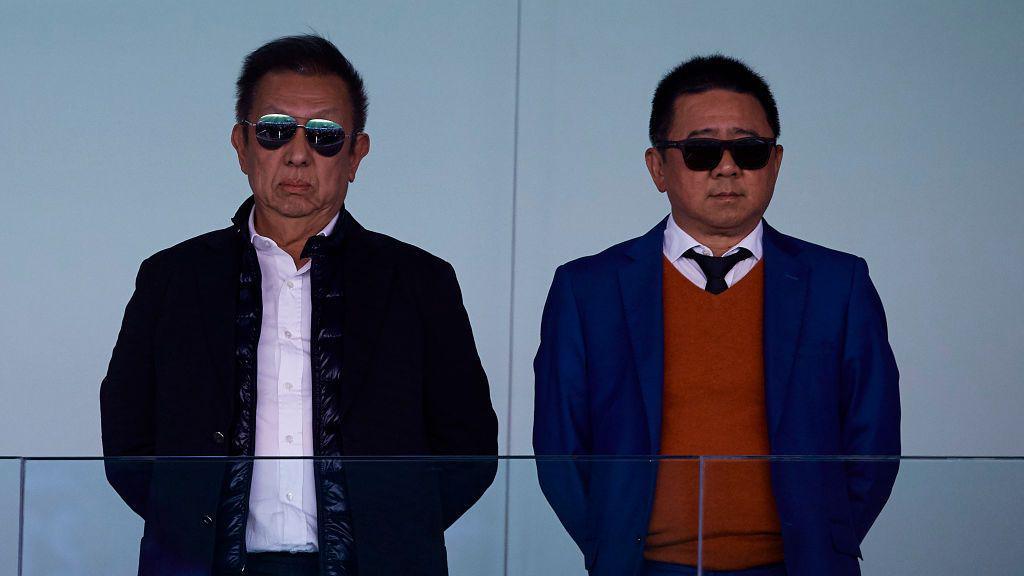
[248,205,340,252]
[663,216,763,262]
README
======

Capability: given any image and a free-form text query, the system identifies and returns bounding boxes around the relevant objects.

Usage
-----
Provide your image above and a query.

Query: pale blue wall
[1,1,1023,574]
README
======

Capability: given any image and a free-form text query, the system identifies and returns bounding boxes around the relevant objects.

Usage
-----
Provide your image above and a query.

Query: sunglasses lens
[248,115,347,157]
[303,119,346,157]
[730,138,774,169]
[681,140,723,171]
[253,114,297,149]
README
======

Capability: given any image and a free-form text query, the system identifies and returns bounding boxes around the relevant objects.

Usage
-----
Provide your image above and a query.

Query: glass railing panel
[21,457,145,575]
[696,455,789,575]
[510,456,702,576]
[20,457,511,576]
[18,456,1024,574]
[332,457,508,576]
[441,458,507,576]
[700,456,1024,576]
[506,456,588,576]
[0,459,20,576]
[860,457,1024,575]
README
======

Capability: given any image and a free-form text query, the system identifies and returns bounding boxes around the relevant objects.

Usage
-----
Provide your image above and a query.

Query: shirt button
[284,382,293,390]
[287,281,294,289]
[285,435,294,444]
[286,492,294,501]
[284,330,292,338]
[201,514,214,526]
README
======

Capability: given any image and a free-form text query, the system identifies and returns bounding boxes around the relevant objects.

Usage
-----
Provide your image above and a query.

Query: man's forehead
[685,126,764,138]
[252,72,351,112]
[256,101,346,118]
[671,90,772,136]
[252,71,350,101]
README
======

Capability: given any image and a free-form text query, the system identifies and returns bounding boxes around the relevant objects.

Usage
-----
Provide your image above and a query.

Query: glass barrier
[0,458,19,576]
[14,456,1024,575]
[696,456,1024,576]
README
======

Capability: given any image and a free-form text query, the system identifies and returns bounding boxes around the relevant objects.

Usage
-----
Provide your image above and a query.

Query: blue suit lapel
[618,219,667,454]
[762,222,809,441]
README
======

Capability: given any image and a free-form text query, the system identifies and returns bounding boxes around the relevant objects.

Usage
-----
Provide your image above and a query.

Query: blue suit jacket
[533,219,900,576]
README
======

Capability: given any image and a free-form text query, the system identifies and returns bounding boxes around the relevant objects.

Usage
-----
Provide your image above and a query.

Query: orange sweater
[644,258,784,570]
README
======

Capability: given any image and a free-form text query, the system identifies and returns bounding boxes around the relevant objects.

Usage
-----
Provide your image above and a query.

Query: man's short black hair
[649,55,779,145]
[235,34,368,134]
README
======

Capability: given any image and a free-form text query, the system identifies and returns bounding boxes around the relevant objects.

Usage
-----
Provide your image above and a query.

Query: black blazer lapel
[337,213,396,422]
[762,222,809,441]
[618,218,667,453]
[195,226,245,414]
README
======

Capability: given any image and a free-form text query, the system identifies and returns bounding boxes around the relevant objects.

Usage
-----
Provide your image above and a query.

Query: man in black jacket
[100,34,498,576]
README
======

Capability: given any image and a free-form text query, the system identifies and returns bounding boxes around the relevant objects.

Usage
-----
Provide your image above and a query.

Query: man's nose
[712,149,739,177]
[283,128,312,166]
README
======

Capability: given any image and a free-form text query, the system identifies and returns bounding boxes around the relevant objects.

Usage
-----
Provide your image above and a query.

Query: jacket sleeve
[533,264,593,557]
[420,259,499,528]
[99,256,164,519]
[840,257,901,542]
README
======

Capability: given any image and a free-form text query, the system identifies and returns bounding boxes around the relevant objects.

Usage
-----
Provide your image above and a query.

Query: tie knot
[683,247,753,282]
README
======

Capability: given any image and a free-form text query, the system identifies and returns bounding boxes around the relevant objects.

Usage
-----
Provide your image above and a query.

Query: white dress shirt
[662,216,763,289]
[245,207,339,552]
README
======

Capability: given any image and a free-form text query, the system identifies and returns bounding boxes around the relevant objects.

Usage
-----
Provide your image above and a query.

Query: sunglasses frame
[240,114,352,157]
[654,136,778,171]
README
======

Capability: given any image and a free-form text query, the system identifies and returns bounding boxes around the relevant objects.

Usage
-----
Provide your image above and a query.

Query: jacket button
[201,514,214,526]
[213,431,225,444]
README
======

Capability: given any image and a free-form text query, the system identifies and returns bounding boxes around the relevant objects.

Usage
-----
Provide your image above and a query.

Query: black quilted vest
[213,198,356,576]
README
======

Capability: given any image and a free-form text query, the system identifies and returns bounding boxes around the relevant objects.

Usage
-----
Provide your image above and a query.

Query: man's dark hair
[649,55,779,145]
[235,34,369,135]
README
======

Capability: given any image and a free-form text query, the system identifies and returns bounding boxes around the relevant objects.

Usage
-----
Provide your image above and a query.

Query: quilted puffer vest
[213,198,356,576]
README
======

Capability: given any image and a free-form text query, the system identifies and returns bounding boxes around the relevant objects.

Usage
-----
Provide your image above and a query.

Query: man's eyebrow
[312,108,345,117]
[686,128,718,137]
[731,127,763,137]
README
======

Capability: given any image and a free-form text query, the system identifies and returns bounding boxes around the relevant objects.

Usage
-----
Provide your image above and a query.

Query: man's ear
[645,147,667,193]
[347,132,371,183]
[231,124,249,175]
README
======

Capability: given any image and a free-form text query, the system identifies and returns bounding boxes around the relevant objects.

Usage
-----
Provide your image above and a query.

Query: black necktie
[682,247,753,295]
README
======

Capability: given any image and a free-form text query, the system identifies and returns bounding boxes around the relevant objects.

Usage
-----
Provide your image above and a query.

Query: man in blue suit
[534,55,900,576]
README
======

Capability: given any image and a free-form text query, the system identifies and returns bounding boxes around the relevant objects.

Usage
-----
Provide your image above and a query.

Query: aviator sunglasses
[654,137,777,171]
[240,113,350,157]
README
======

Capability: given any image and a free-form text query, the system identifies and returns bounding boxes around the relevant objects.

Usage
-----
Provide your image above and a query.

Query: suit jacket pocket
[583,539,599,570]
[829,520,862,559]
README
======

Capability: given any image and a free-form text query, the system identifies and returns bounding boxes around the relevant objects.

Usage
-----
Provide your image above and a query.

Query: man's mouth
[280,180,312,192]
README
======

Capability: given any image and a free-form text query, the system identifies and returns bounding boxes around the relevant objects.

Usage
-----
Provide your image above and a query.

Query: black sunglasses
[240,114,349,157]
[654,137,777,171]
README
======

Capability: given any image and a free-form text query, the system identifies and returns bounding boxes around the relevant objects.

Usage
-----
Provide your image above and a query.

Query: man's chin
[278,208,318,219]
[705,215,760,236]
[256,192,343,221]
[267,197,320,219]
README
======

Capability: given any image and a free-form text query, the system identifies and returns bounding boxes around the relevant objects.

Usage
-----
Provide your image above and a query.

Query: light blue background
[1,0,1022,574]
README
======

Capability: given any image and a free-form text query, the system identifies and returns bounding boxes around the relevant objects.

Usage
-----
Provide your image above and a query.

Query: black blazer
[100,201,498,575]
